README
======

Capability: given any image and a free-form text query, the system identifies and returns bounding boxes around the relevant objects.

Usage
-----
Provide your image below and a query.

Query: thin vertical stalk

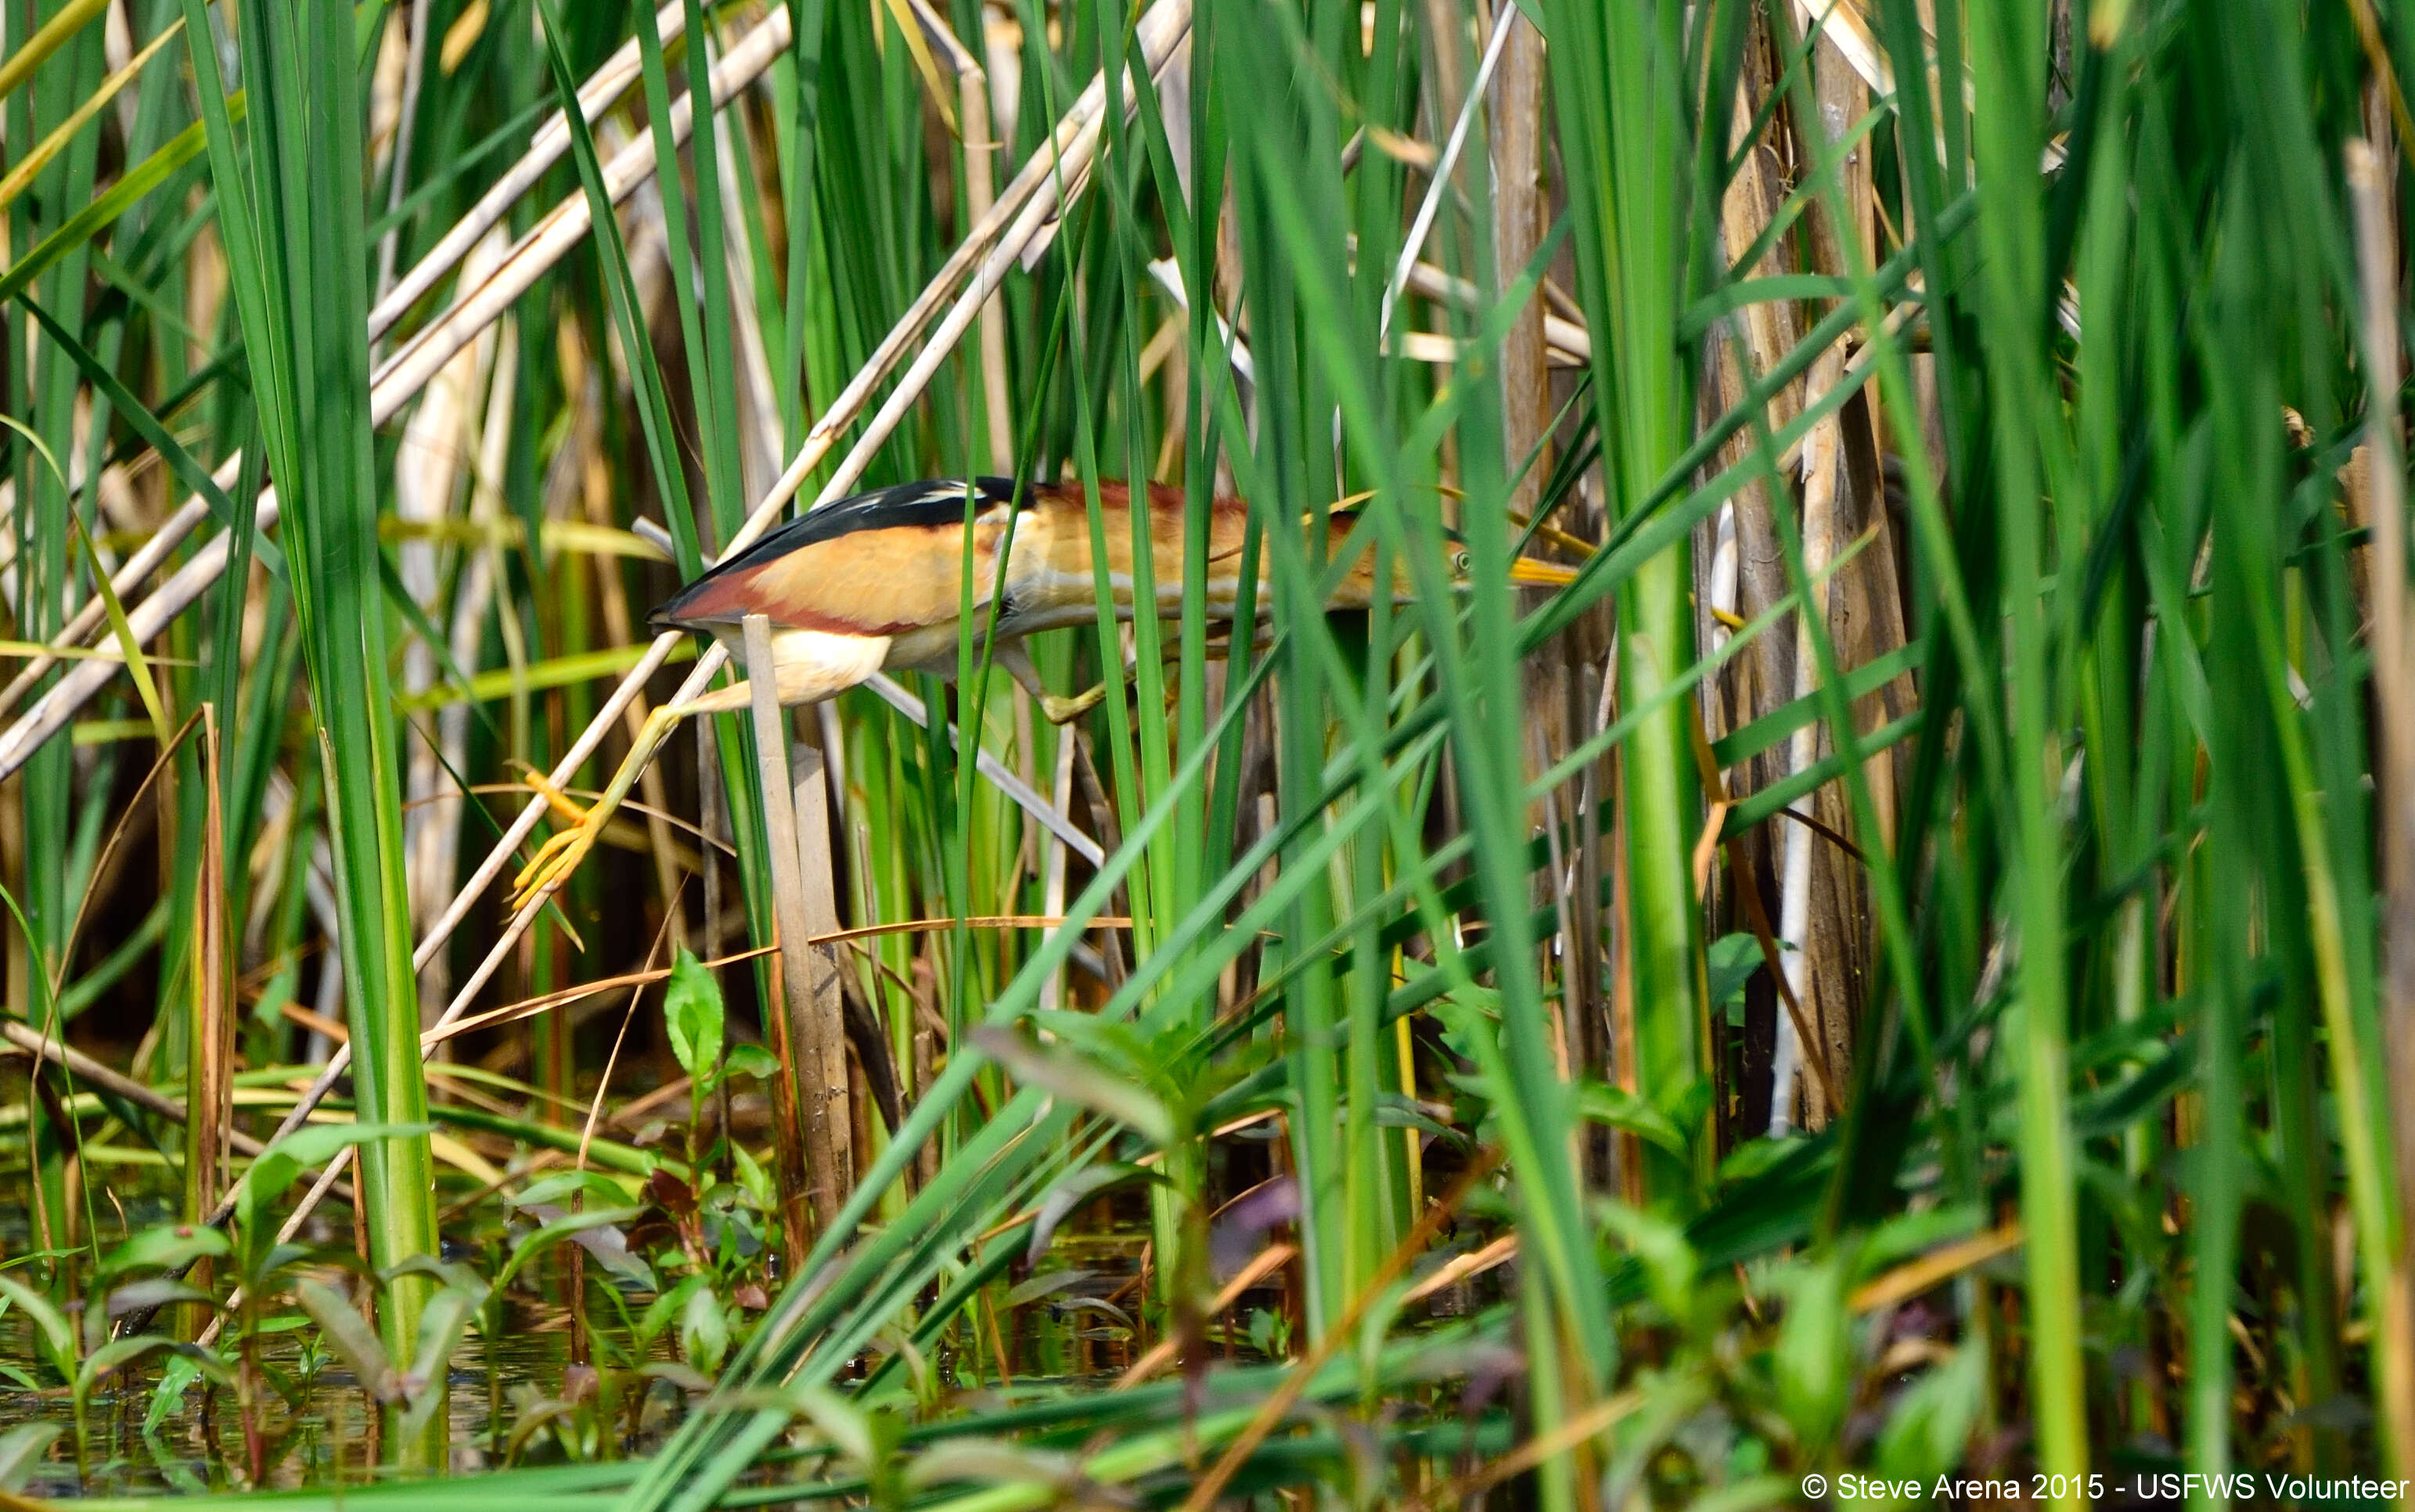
[1767,349,1845,1136]
[2349,137,2415,1478]
[16,0,107,1280]
[1542,0,1707,1201]
[746,614,852,1231]
[776,0,831,455]
[1964,0,2086,1492]
[182,706,231,1323]
[1491,9,1549,524]
[178,0,446,1460]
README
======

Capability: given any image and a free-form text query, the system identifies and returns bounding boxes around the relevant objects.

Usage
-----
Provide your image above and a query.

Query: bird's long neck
[1011,481,1247,608]
[1014,481,1384,614]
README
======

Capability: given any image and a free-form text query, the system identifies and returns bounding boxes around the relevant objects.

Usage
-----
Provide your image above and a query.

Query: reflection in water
[0,1180,1155,1496]
[0,1319,708,1496]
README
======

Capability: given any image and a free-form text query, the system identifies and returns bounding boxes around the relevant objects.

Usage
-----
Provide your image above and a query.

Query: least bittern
[511,477,1581,907]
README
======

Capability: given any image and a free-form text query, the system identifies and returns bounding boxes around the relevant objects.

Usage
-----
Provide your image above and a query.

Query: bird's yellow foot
[510,823,602,912]
[510,771,608,912]
[1039,684,1109,725]
[506,702,687,914]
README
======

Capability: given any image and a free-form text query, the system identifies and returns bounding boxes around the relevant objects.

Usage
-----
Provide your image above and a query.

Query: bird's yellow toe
[1040,685,1108,725]
[510,824,596,910]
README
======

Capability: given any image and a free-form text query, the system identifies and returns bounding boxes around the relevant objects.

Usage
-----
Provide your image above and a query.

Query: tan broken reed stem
[189,0,1194,1240]
[1768,346,1847,1136]
[743,615,851,1233]
[787,741,848,1092]
[744,661,815,1268]
[1490,8,1549,523]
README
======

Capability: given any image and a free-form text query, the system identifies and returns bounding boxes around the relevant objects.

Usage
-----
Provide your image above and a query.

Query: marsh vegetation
[0,0,2413,1505]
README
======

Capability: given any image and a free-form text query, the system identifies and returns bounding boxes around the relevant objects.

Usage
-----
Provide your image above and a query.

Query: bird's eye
[1452,550,1471,574]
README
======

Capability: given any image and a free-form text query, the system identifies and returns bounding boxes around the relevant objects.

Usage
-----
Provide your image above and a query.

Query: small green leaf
[104,1278,214,1321]
[379,1253,489,1298]
[1596,1201,1700,1330]
[491,1205,647,1294]
[74,1337,229,1413]
[0,1422,61,1492]
[1571,1082,1690,1160]
[144,1356,203,1435]
[101,1223,230,1280]
[275,1120,438,1173]
[641,1275,709,1353]
[664,946,725,1083]
[722,1042,780,1082]
[398,1287,474,1444]
[405,1287,474,1393]
[970,1028,1175,1148]
[1247,1309,1279,1355]
[1772,1254,1854,1451]
[238,1122,435,1238]
[637,1359,713,1393]
[1705,931,1761,1013]
[292,1280,400,1402]
[513,1171,632,1211]
[0,1276,74,1370]
[679,1283,730,1375]
[1876,1344,1985,1489]
[729,1139,774,1209]
[779,1381,875,1463]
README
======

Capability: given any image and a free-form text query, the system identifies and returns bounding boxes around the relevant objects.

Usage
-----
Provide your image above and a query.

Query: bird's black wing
[647,477,1025,632]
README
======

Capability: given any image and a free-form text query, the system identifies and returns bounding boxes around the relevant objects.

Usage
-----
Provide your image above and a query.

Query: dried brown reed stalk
[743,614,848,1237]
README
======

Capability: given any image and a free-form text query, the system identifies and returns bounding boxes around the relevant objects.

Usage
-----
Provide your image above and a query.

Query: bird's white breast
[711,625,894,706]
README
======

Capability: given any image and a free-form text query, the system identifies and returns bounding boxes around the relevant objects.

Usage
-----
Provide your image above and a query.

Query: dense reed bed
[0,0,2411,1504]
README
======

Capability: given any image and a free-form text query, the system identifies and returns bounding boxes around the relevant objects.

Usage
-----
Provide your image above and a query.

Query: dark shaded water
[0,1325,612,1496]
[0,1184,685,1498]
[0,1148,1162,1496]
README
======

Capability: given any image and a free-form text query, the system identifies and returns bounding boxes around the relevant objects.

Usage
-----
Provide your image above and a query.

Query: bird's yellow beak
[1509,556,1583,588]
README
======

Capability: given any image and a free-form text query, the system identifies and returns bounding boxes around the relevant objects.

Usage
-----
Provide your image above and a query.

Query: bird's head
[1321,515,1584,607]
[1477,542,1588,590]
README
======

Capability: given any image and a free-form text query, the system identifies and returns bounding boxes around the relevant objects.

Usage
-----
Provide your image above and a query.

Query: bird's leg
[999,634,1271,725]
[994,643,1107,726]
[510,700,695,911]
[1199,625,1279,661]
[520,765,599,826]
[511,635,889,908]
[1141,628,1277,711]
